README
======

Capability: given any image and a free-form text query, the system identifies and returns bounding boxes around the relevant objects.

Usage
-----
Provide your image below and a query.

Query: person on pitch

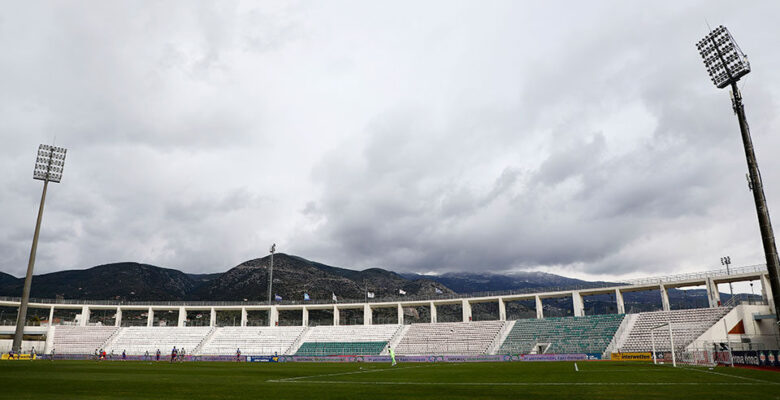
[388,346,397,366]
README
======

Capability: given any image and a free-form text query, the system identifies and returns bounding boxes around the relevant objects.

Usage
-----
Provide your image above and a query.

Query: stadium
[3,3,780,400]
[2,263,780,398]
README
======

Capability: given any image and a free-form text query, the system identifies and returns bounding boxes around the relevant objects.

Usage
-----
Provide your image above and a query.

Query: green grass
[1,360,779,399]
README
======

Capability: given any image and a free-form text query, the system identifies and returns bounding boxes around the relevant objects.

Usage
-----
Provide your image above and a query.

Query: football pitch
[1,360,779,399]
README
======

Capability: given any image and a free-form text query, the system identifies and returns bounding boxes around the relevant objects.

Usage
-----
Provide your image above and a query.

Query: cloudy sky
[1,1,779,283]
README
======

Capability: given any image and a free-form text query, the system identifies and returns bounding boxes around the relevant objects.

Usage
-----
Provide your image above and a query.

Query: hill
[0,254,734,315]
[0,255,453,302]
[189,254,451,302]
[0,262,201,301]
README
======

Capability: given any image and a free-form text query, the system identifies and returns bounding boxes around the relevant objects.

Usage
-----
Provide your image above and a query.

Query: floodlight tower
[12,144,67,353]
[267,243,276,304]
[697,26,780,321]
[721,256,734,300]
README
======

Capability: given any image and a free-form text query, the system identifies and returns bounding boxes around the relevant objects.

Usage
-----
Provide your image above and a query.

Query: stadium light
[696,26,780,323]
[13,144,67,353]
[268,243,276,304]
[696,25,750,89]
[720,256,734,300]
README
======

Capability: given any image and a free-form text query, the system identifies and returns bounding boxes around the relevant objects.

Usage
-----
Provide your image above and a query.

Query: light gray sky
[1,1,779,283]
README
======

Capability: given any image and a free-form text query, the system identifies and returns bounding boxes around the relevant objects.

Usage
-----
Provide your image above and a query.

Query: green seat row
[499,314,625,355]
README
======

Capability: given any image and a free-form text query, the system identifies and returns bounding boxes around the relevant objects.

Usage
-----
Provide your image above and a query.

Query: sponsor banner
[290,356,357,363]
[246,356,280,363]
[611,352,652,361]
[278,354,587,363]
[440,355,506,362]
[1,354,37,360]
[729,350,780,368]
[519,354,588,362]
[35,353,596,363]
[48,354,207,362]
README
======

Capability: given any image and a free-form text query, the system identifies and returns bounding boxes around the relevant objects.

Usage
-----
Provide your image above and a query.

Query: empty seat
[499,314,625,355]
[619,307,730,352]
[395,321,505,355]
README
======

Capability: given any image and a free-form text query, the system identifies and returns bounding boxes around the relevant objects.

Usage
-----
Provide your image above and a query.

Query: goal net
[649,322,719,367]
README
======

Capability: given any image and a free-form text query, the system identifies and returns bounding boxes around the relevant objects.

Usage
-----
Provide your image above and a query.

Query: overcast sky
[1,1,779,283]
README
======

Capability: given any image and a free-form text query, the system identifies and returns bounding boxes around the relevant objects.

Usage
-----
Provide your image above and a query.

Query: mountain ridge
[0,254,734,315]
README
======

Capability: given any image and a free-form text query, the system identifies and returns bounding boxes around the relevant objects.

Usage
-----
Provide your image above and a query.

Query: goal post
[650,322,676,367]
[650,322,721,367]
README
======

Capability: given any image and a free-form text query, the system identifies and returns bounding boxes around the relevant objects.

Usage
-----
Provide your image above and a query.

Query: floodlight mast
[697,26,780,322]
[268,243,276,304]
[12,145,67,353]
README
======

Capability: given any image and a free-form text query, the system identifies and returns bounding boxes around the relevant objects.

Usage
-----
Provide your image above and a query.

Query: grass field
[1,360,779,399]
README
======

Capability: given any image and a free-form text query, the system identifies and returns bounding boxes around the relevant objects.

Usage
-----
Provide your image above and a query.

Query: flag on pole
[435,287,443,294]
[304,293,310,301]
[274,294,282,301]
[399,289,407,295]
[332,292,337,301]
[367,291,375,299]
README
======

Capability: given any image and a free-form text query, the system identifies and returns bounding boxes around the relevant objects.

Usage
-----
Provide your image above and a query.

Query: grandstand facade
[0,264,777,357]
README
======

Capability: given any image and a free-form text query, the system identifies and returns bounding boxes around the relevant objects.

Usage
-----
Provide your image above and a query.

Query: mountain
[0,255,453,302]
[400,271,600,293]
[0,271,18,286]
[189,254,453,302]
[0,263,201,301]
[0,255,738,316]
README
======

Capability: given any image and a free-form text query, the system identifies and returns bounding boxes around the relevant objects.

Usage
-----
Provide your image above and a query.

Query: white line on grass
[675,365,780,385]
[268,380,772,386]
[269,365,431,382]
[574,368,670,372]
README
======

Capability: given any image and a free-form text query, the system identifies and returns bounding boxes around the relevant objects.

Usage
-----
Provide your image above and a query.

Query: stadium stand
[395,321,505,355]
[295,325,400,356]
[618,307,731,352]
[498,314,625,355]
[108,327,212,355]
[200,326,305,355]
[52,326,119,354]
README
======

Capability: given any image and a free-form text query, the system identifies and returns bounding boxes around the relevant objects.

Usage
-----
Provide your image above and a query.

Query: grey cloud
[2,1,780,284]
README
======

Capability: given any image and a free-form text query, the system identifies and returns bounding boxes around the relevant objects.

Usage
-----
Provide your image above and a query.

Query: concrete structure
[0,264,773,330]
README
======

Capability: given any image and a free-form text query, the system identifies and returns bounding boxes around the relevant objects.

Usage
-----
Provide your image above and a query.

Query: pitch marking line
[576,368,670,372]
[675,365,779,385]
[268,380,773,386]
[268,365,431,382]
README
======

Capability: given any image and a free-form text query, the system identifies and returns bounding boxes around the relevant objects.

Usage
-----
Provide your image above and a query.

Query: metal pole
[651,330,657,365]
[730,82,780,323]
[12,179,49,353]
[723,258,734,300]
[723,319,734,367]
[668,323,676,367]
[267,247,274,304]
